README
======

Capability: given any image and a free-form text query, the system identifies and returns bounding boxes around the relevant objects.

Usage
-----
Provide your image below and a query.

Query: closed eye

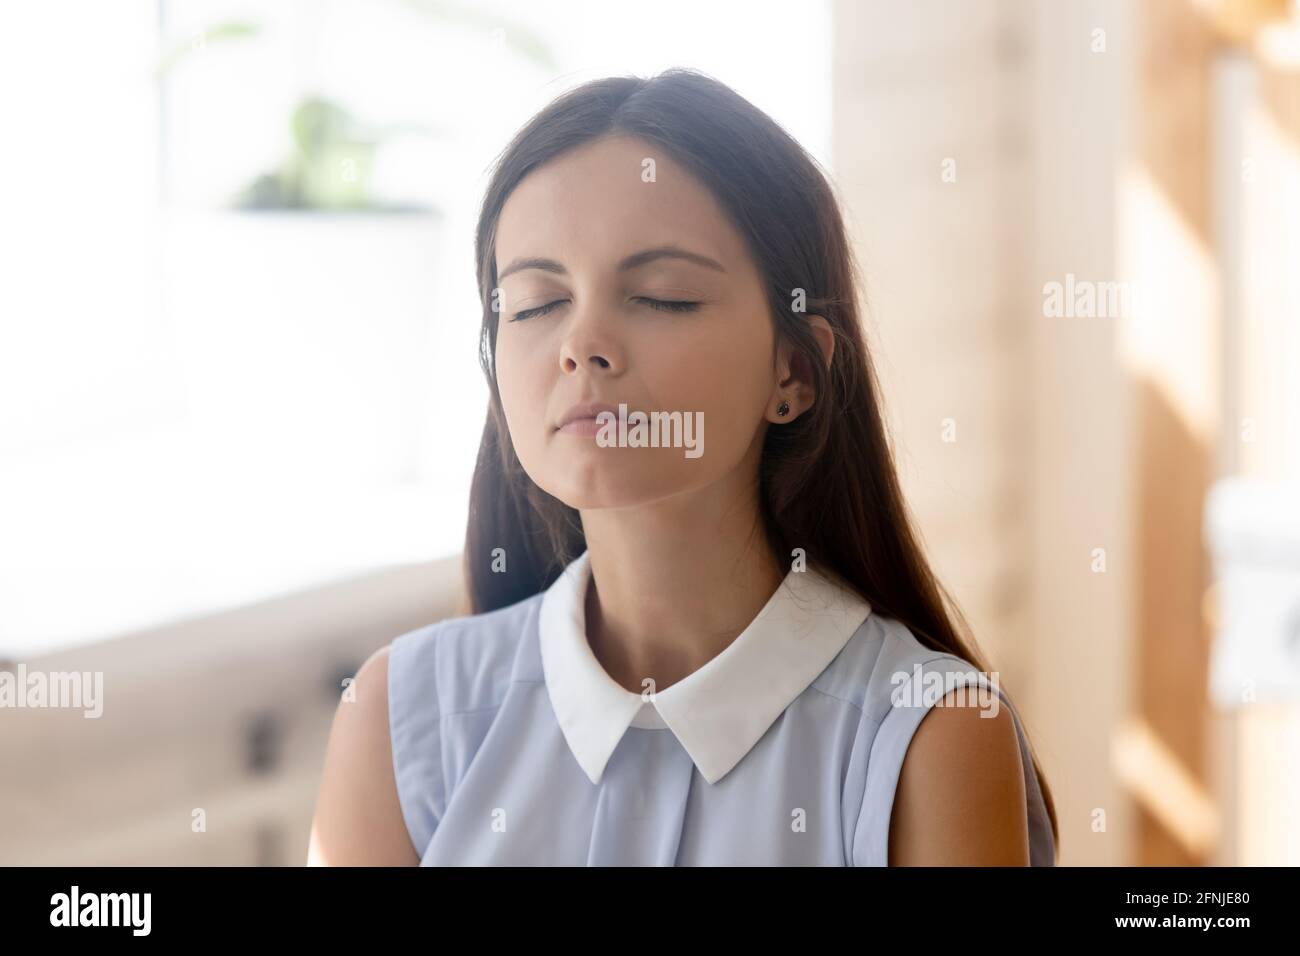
[635,297,701,313]
[509,297,702,322]
[510,299,566,322]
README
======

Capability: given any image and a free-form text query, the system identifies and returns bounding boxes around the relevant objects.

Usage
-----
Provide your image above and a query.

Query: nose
[558,304,625,376]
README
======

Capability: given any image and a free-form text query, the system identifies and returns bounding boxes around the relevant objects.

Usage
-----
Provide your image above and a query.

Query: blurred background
[0,0,1297,866]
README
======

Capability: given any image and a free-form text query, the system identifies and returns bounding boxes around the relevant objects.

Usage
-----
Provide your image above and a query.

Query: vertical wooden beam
[1127,0,1221,867]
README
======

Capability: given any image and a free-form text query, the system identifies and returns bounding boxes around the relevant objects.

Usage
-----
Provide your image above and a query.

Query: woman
[309,67,1058,866]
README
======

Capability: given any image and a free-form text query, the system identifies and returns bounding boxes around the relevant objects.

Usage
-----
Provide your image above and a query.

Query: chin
[542,468,709,513]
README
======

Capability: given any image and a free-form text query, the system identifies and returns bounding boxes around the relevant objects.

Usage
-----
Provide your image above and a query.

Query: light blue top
[387,549,1056,865]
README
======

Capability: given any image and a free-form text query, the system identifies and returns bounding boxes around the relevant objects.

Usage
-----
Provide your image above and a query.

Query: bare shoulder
[307,643,420,866]
[887,686,1030,866]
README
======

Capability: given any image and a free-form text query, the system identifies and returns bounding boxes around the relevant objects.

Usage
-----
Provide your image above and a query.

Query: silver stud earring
[777,401,790,417]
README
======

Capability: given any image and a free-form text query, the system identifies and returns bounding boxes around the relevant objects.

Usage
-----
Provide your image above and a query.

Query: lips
[555,401,620,430]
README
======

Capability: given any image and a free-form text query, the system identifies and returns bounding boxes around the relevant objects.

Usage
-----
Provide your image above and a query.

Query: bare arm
[887,686,1031,866]
[307,645,420,866]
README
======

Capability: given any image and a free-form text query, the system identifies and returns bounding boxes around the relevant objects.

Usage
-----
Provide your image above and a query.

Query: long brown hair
[463,67,1057,851]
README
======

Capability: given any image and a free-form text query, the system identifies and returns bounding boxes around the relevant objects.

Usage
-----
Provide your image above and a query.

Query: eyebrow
[497,245,726,281]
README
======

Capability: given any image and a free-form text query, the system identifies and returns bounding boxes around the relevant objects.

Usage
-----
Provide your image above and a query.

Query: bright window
[0,0,831,657]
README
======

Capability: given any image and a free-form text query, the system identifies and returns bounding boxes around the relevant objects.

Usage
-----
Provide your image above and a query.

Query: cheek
[494,335,546,450]
[649,316,771,436]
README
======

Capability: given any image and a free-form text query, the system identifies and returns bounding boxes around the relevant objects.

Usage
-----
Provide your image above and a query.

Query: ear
[768,314,834,423]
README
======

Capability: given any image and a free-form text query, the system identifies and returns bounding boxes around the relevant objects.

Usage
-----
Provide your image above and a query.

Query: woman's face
[493,134,783,511]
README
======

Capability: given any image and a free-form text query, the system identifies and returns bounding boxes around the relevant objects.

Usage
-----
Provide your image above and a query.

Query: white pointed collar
[538,549,873,786]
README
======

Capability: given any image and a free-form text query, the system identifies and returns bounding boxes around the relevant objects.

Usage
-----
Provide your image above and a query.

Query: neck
[579,472,785,697]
